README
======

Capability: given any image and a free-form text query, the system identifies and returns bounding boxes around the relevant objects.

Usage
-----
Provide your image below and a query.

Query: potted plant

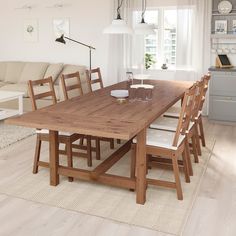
[145,53,156,70]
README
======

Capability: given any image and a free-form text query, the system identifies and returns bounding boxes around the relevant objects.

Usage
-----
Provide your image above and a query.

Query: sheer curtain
[176,0,212,80]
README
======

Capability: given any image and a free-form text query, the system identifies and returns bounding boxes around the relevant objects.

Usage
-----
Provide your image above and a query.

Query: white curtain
[176,0,212,80]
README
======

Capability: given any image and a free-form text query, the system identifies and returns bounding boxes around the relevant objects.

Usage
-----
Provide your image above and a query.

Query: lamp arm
[64,36,96,50]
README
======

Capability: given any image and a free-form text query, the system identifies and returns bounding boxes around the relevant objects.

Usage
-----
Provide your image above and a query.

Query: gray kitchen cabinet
[209,68,236,122]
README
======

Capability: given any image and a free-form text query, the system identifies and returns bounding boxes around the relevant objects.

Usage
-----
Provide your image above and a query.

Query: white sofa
[0,61,90,111]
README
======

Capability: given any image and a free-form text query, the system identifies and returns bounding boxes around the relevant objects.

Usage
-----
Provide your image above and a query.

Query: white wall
[0,0,114,85]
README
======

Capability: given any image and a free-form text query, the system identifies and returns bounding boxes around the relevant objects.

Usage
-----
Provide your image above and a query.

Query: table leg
[18,95,23,115]
[136,128,147,204]
[49,130,59,186]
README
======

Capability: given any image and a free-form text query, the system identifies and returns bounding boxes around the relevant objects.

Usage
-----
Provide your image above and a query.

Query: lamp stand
[56,35,96,80]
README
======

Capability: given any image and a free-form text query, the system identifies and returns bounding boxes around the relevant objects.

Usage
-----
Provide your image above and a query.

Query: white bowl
[110,90,129,98]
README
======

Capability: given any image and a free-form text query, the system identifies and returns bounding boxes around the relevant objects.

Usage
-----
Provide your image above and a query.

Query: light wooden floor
[0,118,235,236]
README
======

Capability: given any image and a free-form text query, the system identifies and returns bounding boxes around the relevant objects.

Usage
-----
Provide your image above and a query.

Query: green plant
[145,53,156,70]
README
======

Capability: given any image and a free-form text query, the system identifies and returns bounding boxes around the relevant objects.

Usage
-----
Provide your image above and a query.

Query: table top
[6,80,192,140]
[0,91,24,100]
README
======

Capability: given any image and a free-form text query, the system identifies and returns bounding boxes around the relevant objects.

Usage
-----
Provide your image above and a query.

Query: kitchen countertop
[209,66,236,72]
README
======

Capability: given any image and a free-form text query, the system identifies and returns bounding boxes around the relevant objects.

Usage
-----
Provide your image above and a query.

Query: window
[133,7,193,69]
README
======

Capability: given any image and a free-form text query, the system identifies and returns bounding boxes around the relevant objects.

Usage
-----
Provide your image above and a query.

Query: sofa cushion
[19,62,49,84]
[0,84,29,97]
[44,63,63,82]
[32,85,60,101]
[0,81,6,87]
[0,62,7,81]
[56,64,89,94]
[5,62,26,83]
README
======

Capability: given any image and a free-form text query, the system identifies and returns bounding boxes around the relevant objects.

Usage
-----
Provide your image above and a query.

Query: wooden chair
[61,72,83,100]
[86,67,115,150]
[149,83,202,177]
[60,72,100,164]
[28,77,84,181]
[131,87,197,200]
[197,74,211,147]
[163,74,211,152]
[86,67,104,92]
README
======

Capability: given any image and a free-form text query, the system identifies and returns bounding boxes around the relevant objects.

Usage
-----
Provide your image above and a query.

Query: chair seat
[35,129,72,136]
[164,106,202,120]
[133,128,185,150]
[150,116,195,133]
[164,106,181,118]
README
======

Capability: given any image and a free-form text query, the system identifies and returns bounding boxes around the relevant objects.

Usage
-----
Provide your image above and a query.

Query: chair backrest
[172,84,197,147]
[198,74,211,111]
[28,77,57,111]
[86,67,104,93]
[61,72,83,100]
[191,80,205,121]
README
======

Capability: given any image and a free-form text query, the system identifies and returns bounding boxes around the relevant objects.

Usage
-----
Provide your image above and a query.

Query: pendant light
[135,0,155,35]
[103,0,133,34]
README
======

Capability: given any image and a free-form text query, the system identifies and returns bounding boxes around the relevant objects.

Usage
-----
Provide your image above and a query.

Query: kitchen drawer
[209,95,236,122]
[210,74,236,96]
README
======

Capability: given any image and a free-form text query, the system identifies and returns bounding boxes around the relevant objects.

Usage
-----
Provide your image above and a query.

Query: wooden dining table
[6,80,193,204]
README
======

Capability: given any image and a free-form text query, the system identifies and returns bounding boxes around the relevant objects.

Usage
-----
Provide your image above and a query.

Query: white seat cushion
[35,129,71,136]
[150,116,194,133]
[165,107,202,120]
[164,106,181,118]
[150,116,178,131]
[133,128,185,150]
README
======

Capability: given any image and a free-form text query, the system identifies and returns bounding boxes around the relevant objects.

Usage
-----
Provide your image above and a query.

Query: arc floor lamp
[55,34,96,79]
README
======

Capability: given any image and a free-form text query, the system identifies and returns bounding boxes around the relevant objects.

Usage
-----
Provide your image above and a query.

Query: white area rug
[0,122,35,149]
[0,133,215,235]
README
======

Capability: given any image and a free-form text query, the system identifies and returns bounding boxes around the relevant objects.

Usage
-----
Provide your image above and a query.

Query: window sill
[130,67,195,73]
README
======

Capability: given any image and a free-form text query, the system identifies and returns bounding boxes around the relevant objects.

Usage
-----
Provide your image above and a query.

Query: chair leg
[66,142,74,182]
[110,138,115,149]
[191,134,199,163]
[172,154,183,200]
[199,116,206,147]
[185,139,193,176]
[182,147,190,183]
[87,136,92,167]
[33,135,41,174]
[194,123,202,156]
[95,137,101,160]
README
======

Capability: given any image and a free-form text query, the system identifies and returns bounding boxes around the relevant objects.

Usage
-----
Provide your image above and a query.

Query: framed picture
[23,19,38,42]
[232,20,236,34]
[53,18,70,38]
[215,20,227,34]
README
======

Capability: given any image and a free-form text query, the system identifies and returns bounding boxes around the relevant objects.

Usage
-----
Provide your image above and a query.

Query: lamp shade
[134,23,155,35]
[103,19,133,35]
[55,35,66,44]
